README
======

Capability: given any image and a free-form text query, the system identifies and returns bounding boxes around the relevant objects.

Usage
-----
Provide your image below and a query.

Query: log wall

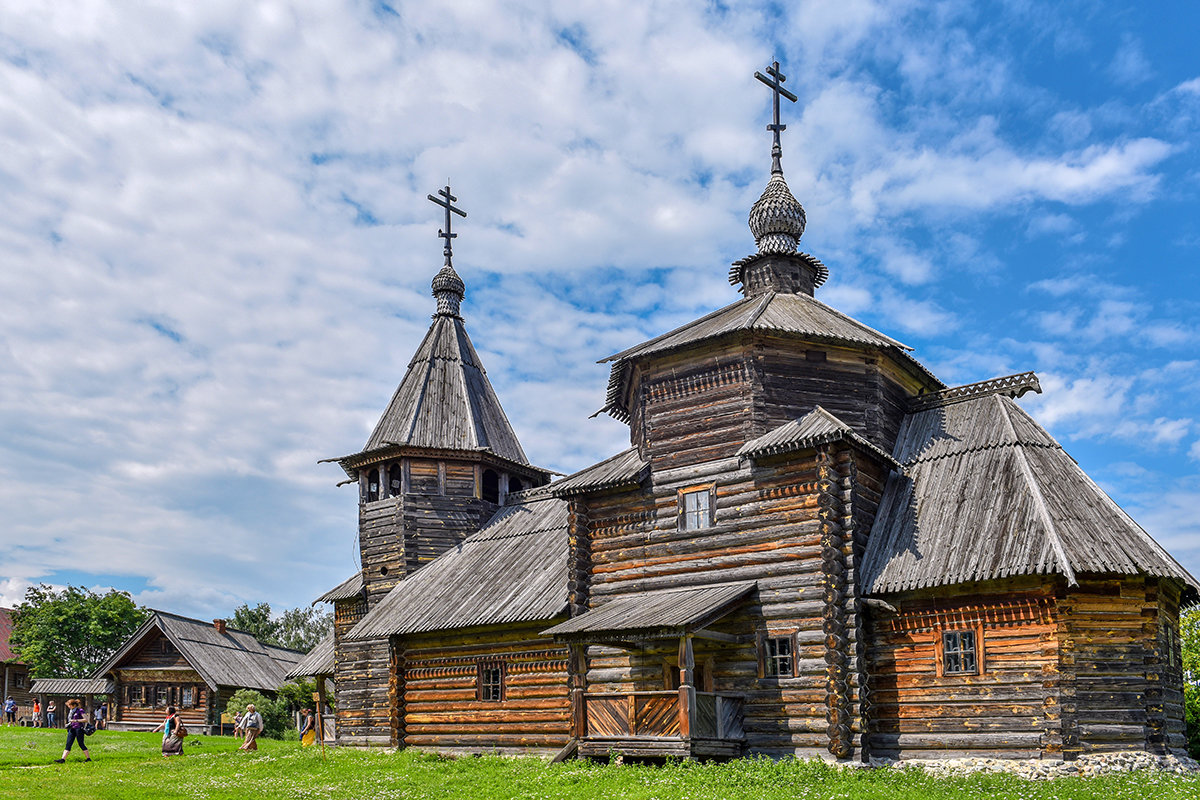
[866,579,1061,759]
[577,443,870,758]
[112,668,210,729]
[401,622,571,753]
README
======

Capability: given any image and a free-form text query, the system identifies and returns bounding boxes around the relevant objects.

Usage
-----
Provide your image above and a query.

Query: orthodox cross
[754,60,798,175]
[427,184,467,265]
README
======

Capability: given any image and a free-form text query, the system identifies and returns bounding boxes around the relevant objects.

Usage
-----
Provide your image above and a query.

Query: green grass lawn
[0,727,1197,800]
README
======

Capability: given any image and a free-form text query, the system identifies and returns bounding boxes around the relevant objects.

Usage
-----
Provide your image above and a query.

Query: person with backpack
[152,705,185,756]
[3,696,16,724]
[53,699,90,763]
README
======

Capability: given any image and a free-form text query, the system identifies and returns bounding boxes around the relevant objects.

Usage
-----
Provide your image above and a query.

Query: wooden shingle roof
[598,291,941,421]
[0,607,22,664]
[551,448,649,497]
[738,406,899,468]
[30,678,113,696]
[286,634,334,679]
[346,496,569,640]
[542,582,757,641]
[316,571,364,603]
[862,393,1200,597]
[92,611,304,692]
[348,314,530,465]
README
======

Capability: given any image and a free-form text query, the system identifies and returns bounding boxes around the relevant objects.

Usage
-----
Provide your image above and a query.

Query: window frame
[678,485,716,531]
[756,631,799,679]
[476,661,506,702]
[938,626,983,677]
[181,686,195,708]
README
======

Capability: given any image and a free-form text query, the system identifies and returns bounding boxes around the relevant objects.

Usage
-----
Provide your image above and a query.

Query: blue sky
[1,1,1197,620]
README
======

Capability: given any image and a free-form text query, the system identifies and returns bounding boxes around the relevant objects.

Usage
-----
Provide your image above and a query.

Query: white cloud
[1108,34,1154,87]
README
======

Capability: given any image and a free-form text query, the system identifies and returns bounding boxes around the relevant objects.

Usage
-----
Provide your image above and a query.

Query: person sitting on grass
[153,705,184,756]
[53,699,90,764]
[238,704,263,751]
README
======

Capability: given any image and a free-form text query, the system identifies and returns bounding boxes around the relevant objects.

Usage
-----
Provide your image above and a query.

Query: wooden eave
[542,582,756,643]
[550,448,650,498]
[738,406,901,470]
[327,444,552,483]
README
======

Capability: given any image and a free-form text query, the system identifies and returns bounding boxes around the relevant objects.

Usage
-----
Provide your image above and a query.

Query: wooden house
[316,69,1198,761]
[1,608,35,720]
[90,611,303,733]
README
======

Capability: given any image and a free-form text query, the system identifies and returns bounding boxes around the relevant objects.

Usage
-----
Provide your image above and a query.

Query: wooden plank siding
[401,623,570,753]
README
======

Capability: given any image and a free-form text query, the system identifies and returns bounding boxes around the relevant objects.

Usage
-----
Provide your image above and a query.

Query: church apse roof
[862,391,1200,598]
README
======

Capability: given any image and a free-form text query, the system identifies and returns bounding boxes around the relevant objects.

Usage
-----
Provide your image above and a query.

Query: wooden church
[306,64,1197,762]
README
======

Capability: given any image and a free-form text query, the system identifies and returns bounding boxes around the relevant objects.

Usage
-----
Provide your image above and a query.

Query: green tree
[225,688,289,739]
[230,602,278,643]
[1183,605,1199,758]
[229,602,331,653]
[11,585,149,678]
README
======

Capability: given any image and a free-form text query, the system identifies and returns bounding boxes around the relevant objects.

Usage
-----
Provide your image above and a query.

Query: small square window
[127,685,143,705]
[681,488,712,530]
[942,630,978,675]
[478,663,505,702]
[13,674,26,689]
[765,636,794,677]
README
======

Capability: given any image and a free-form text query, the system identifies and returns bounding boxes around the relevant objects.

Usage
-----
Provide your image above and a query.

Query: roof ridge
[599,296,758,364]
[999,399,1077,586]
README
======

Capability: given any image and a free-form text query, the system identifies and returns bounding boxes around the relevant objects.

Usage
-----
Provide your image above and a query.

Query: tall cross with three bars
[428,184,467,266]
[754,60,798,175]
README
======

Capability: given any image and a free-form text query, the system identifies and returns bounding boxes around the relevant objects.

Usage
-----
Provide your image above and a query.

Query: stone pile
[867,751,1200,780]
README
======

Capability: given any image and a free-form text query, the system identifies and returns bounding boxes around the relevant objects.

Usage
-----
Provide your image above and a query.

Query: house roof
[92,611,304,692]
[551,447,649,497]
[316,571,364,604]
[737,406,899,468]
[30,678,113,696]
[346,496,570,640]
[341,313,530,467]
[598,291,942,421]
[542,582,757,641]
[0,607,22,664]
[286,634,334,679]
[862,393,1200,598]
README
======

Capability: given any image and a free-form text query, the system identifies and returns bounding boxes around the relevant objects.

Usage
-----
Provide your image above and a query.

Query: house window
[156,686,168,707]
[389,463,403,494]
[764,636,794,677]
[13,673,26,689]
[680,487,713,530]
[182,687,194,708]
[942,630,978,675]
[160,638,171,655]
[477,662,505,702]
[366,468,380,502]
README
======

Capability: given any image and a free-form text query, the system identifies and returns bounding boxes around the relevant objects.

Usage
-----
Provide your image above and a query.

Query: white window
[680,487,713,530]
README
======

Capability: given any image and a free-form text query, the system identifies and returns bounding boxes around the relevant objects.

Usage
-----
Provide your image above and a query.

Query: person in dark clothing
[54,699,90,763]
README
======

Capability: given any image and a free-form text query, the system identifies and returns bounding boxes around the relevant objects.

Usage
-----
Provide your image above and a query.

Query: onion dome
[432,264,465,317]
[748,172,806,255]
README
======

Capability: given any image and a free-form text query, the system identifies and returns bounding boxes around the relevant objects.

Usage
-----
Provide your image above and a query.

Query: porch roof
[542,582,756,641]
[30,678,113,696]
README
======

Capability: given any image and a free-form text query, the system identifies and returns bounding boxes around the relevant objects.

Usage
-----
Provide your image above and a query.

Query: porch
[578,689,745,758]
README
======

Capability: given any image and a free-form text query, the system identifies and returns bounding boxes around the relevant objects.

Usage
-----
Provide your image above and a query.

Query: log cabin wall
[113,668,210,729]
[576,442,871,757]
[1057,575,1187,757]
[400,622,570,753]
[866,579,1062,760]
[334,594,393,746]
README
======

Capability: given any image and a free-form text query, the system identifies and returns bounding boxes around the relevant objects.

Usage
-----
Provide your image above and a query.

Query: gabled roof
[862,393,1200,598]
[598,291,941,421]
[286,634,334,679]
[542,582,757,641]
[316,571,364,604]
[349,314,530,465]
[0,607,22,664]
[92,611,304,692]
[30,678,113,696]
[346,497,569,640]
[551,448,649,497]
[737,406,899,468]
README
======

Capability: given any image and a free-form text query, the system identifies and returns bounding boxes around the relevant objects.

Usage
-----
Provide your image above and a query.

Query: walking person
[3,696,15,725]
[46,699,57,728]
[53,699,90,763]
[237,703,263,751]
[299,708,316,747]
[152,705,185,756]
